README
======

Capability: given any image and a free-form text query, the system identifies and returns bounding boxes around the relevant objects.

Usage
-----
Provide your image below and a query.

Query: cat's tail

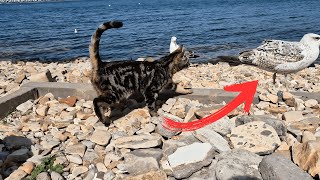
[89,21,123,70]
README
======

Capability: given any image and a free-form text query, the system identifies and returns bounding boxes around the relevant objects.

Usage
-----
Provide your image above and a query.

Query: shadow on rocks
[0,135,33,178]
[107,89,186,121]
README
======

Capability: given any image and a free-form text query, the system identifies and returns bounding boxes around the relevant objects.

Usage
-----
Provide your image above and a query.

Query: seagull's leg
[273,73,276,84]
[284,74,289,92]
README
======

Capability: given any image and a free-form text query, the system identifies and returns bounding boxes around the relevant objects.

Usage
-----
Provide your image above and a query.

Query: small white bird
[170,36,180,53]
[74,29,78,33]
[239,33,320,84]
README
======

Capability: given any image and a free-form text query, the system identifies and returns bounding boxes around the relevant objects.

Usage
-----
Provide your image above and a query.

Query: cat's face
[173,46,190,70]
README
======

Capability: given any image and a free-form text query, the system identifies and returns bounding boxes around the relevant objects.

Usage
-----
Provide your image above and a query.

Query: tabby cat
[89,21,192,126]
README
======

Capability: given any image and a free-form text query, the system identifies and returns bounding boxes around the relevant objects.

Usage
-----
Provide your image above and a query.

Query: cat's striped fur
[89,21,191,126]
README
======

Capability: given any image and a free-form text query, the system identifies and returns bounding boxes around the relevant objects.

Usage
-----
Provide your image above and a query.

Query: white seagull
[239,33,320,84]
[170,36,179,53]
[169,36,200,58]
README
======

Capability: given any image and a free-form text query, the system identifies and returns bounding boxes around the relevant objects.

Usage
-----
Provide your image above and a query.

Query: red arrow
[162,80,258,131]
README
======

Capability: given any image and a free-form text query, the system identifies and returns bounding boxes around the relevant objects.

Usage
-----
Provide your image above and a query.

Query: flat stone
[288,117,320,133]
[65,143,86,157]
[282,92,294,100]
[162,132,201,156]
[84,116,99,126]
[267,94,278,104]
[65,124,81,135]
[3,136,32,150]
[90,129,111,146]
[259,154,313,180]
[305,99,318,108]
[230,121,281,155]
[28,70,54,82]
[71,166,88,178]
[130,148,163,162]
[66,154,82,164]
[113,134,162,149]
[168,142,214,179]
[162,98,176,112]
[123,152,159,175]
[96,162,108,173]
[58,96,77,107]
[188,159,217,180]
[215,149,263,180]
[302,131,316,143]
[82,149,99,164]
[155,117,180,138]
[16,100,34,114]
[236,115,286,136]
[193,127,230,153]
[19,161,35,174]
[292,140,320,177]
[15,73,26,84]
[5,169,27,180]
[283,111,304,122]
[125,170,167,180]
[36,105,48,116]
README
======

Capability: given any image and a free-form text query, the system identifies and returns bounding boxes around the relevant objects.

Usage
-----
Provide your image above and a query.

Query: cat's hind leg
[93,96,112,126]
[145,91,159,117]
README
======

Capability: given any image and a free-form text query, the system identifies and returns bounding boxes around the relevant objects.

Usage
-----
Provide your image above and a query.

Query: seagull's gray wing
[240,40,305,71]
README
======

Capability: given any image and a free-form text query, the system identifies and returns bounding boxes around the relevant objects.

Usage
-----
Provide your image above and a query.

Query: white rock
[16,100,34,114]
[168,142,212,167]
[305,99,318,108]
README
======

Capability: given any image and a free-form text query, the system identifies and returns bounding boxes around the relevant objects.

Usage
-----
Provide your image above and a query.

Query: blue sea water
[0,0,320,62]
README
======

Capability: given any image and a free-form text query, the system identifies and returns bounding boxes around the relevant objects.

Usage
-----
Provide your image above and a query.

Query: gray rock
[103,171,115,180]
[36,172,51,180]
[113,134,162,149]
[215,149,263,180]
[6,148,31,162]
[3,136,32,150]
[65,143,86,157]
[155,118,180,139]
[193,127,230,153]
[168,142,215,179]
[82,149,99,164]
[83,165,97,180]
[236,115,286,136]
[259,154,313,180]
[162,132,201,156]
[123,151,160,175]
[50,171,64,180]
[130,148,163,162]
[0,151,9,161]
[205,116,235,136]
[188,159,218,180]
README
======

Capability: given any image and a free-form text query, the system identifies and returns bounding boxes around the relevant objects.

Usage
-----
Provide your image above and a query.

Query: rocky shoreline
[0,58,320,179]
